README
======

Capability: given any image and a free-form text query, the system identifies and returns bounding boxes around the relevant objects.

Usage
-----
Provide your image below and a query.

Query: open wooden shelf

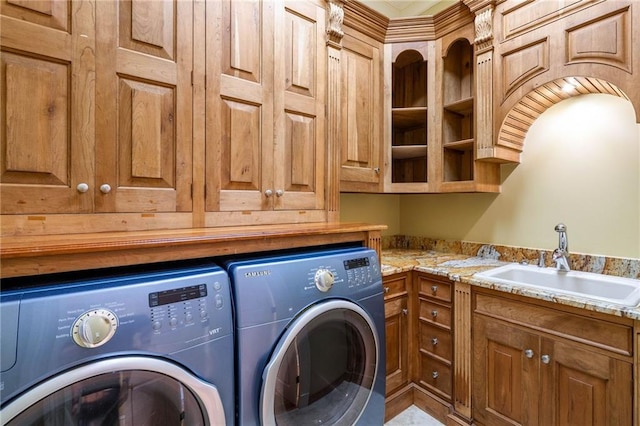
[392,144,428,159]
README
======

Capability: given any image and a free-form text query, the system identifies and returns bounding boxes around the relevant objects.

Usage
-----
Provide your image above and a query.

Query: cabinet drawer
[418,352,452,399]
[417,274,451,303]
[383,273,408,299]
[475,292,633,356]
[419,298,451,328]
[419,322,452,361]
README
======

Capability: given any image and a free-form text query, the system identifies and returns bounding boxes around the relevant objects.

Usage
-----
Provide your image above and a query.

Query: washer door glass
[261,300,378,426]
[2,357,225,426]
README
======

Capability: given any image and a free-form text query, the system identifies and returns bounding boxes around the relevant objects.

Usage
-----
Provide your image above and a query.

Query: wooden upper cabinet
[1,0,94,214]
[1,0,192,217]
[339,27,383,193]
[205,0,326,224]
[95,0,193,213]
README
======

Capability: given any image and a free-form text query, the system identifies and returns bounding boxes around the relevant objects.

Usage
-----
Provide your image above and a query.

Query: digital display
[149,284,207,307]
[343,257,370,270]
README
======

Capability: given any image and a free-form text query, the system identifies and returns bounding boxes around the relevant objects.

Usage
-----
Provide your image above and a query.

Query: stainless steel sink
[474,263,640,307]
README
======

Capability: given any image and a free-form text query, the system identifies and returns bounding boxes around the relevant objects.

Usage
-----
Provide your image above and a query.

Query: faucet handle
[554,223,566,232]
[538,252,545,267]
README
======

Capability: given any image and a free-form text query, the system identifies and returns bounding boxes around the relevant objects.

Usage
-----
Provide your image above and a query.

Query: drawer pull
[384,287,390,293]
[432,371,439,379]
[431,337,438,345]
[541,354,551,364]
[431,285,438,294]
[402,309,408,316]
[524,349,534,359]
[431,310,438,317]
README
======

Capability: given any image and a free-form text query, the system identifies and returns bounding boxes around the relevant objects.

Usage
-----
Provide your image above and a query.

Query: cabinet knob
[99,184,111,194]
[432,371,439,379]
[431,285,438,294]
[402,309,408,315]
[76,183,89,193]
[384,286,390,293]
[265,189,273,197]
[374,167,380,174]
[276,189,284,197]
[431,310,438,317]
[431,337,438,345]
[524,349,534,359]
[541,354,551,364]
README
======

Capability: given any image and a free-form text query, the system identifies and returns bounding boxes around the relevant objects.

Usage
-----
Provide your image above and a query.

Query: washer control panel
[5,265,232,354]
[343,254,380,287]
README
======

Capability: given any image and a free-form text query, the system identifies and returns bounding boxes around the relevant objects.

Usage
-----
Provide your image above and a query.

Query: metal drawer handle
[431,285,438,294]
[431,337,438,345]
[524,349,534,359]
[432,371,439,379]
[541,354,551,364]
[384,287,389,293]
[402,309,408,315]
[431,310,438,317]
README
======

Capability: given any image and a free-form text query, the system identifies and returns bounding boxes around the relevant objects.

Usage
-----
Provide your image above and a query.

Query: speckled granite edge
[380,248,640,320]
[381,235,640,279]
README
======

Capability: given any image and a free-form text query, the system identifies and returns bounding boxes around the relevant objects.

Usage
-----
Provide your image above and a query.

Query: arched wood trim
[491,76,635,163]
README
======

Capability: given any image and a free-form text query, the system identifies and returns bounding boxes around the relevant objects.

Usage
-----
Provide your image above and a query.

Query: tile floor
[384,405,444,426]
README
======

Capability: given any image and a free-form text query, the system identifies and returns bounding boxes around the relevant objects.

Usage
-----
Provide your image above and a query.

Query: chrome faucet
[552,223,570,272]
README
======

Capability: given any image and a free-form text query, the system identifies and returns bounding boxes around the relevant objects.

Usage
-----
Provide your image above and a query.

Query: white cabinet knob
[276,189,284,197]
[99,184,111,194]
[76,183,89,193]
[524,349,534,359]
[541,354,551,364]
[265,189,273,197]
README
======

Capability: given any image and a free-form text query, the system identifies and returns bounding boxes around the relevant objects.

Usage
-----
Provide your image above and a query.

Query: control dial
[314,269,335,292]
[71,309,118,348]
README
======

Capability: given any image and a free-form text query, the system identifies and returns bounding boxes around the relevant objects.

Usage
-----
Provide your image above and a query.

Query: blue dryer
[225,246,386,426]
[0,261,234,425]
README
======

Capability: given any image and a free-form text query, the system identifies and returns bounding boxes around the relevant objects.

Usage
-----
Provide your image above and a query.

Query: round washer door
[261,300,379,426]
[1,356,225,426]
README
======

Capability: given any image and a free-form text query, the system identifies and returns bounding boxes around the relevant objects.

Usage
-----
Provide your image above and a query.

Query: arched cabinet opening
[442,38,474,182]
[391,49,428,184]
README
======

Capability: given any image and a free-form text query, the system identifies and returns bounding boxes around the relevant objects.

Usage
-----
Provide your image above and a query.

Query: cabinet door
[95,0,192,213]
[473,315,539,426]
[206,0,325,215]
[385,295,409,395]
[1,0,94,214]
[206,0,274,213]
[339,29,382,192]
[539,338,633,426]
[273,0,325,211]
[383,273,410,396]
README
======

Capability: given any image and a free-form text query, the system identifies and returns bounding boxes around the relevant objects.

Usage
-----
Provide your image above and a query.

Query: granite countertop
[381,249,640,321]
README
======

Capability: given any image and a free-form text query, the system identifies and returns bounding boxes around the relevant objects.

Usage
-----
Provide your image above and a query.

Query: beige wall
[342,94,640,258]
[340,193,401,236]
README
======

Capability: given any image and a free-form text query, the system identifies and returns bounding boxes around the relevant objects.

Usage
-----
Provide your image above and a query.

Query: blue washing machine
[0,261,234,425]
[225,246,386,426]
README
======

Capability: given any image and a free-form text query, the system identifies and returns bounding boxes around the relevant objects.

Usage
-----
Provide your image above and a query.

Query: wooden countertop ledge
[1,223,386,278]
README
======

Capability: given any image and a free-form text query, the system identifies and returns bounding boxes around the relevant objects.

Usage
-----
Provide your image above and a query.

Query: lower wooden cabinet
[473,289,634,426]
[384,272,411,396]
[382,273,636,426]
[414,273,453,401]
